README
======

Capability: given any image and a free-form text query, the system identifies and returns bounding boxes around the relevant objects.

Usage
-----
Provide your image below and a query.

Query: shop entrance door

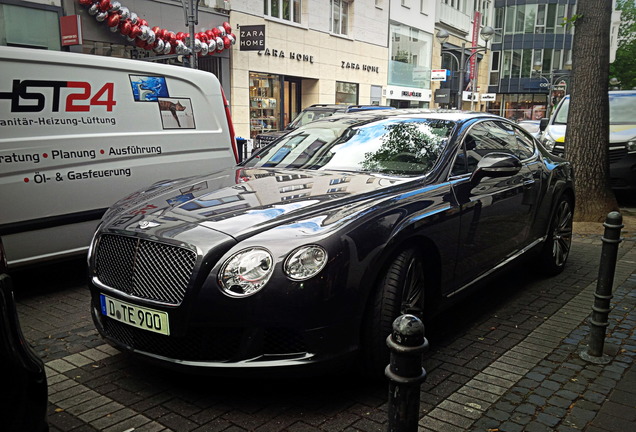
[283,77,302,129]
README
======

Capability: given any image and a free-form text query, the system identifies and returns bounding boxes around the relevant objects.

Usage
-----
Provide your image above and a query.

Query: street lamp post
[436,26,495,110]
[180,0,200,69]
[533,60,572,117]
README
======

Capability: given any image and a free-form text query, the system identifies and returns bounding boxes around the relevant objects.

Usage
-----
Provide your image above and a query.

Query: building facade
[385,0,436,108]
[229,0,390,140]
[431,0,494,111]
[1,0,622,133]
[1,0,232,95]
[487,0,620,121]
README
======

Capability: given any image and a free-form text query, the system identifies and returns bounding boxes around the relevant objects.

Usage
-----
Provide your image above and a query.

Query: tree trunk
[567,0,618,222]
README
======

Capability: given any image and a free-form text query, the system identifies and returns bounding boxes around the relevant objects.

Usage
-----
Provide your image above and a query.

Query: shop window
[1,3,61,50]
[330,0,349,36]
[249,73,282,139]
[265,0,302,24]
[336,81,358,105]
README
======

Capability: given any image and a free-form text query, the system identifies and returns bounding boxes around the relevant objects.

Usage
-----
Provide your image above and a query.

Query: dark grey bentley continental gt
[88,109,574,376]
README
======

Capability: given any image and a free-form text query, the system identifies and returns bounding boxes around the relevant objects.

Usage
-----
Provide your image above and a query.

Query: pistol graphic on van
[0,46,239,269]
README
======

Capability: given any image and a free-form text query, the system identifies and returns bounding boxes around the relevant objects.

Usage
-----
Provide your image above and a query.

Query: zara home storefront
[229,12,389,141]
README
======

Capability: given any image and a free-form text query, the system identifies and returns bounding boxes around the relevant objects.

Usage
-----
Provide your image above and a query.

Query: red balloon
[79,0,93,6]
[135,38,146,48]
[211,27,220,38]
[205,29,214,39]
[107,13,120,28]
[222,36,231,49]
[138,19,148,27]
[176,32,185,41]
[152,26,160,34]
[156,28,166,39]
[98,0,111,12]
[223,21,232,34]
[167,32,176,44]
[130,25,142,39]
[119,20,131,36]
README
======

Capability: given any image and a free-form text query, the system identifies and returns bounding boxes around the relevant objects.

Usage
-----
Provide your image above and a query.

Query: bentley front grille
[95,234,196,305]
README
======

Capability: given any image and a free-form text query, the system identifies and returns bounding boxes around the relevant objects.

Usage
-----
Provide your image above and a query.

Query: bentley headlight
[219,248,274,297]
[284,245,328,281]
[628,140,636,153]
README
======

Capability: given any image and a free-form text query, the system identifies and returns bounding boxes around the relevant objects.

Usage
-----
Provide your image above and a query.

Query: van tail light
[0,238,7,274]
[221,87,239,164]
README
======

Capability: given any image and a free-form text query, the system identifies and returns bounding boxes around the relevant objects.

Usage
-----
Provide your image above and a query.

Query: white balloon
[163,41,172,55]
[200,41,209,56]
[140,25,149,41]
[154,39,165,53]
[119,6,130,20]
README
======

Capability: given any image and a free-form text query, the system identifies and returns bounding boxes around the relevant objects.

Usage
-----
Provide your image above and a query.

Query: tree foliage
[566,0,618,222]
[610,0,636,89]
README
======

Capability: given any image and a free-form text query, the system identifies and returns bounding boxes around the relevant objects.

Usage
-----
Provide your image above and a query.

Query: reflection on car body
[88,109,575,376]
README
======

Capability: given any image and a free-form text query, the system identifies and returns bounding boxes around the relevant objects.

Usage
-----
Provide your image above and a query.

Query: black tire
[539,195,573,276]
[361,248,426,377]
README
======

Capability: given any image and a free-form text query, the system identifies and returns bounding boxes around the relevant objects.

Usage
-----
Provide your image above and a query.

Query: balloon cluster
[78,0,236,56]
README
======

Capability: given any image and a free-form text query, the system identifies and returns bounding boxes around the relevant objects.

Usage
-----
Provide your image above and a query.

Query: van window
[553,98,569,125]
[609,93,636,124]
[553,92,636,125]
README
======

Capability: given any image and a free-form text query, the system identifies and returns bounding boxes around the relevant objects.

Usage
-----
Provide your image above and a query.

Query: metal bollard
[385,314,429,432]
[585,211,623,360]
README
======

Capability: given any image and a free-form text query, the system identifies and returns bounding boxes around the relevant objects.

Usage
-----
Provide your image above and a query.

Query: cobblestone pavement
[12,232,636,432]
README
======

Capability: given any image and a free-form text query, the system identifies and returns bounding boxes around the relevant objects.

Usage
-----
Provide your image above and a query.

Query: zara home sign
[239,25,265,51]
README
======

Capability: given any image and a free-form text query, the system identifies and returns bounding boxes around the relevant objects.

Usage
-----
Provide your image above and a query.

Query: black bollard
[587,211,623,358]
[385,314,429,432]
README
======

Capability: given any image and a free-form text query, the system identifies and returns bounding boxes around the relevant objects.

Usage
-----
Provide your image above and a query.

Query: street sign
[462,91,478,102]
[554,80,567,91]
[434,88,451,104]
[431,69,447,81]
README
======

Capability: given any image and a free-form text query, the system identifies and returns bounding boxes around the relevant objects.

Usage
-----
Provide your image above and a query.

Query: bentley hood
[98,166,411,240]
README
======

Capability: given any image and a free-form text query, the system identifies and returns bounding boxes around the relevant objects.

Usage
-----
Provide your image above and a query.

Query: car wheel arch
[357,236,441,377]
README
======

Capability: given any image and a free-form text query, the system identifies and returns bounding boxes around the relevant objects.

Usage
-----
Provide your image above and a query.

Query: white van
[0,46,238,270]
[539,90,636,191]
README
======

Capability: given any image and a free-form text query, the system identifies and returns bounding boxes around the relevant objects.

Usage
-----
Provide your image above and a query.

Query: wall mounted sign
[257,48,314,63]
[60,15,83,46]
[341,61,380,73]
[386,85,431,102]
[240,25,265,51]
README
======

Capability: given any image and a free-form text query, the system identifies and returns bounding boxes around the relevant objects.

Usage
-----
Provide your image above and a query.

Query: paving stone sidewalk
[420,236,636,432]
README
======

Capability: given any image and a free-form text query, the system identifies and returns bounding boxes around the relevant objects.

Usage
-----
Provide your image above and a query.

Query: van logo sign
[0,80,116,113]
[138,221,160,229]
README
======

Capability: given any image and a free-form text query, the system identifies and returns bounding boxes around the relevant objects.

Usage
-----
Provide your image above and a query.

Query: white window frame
[330,0,350,36]
[264,0,302,24]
